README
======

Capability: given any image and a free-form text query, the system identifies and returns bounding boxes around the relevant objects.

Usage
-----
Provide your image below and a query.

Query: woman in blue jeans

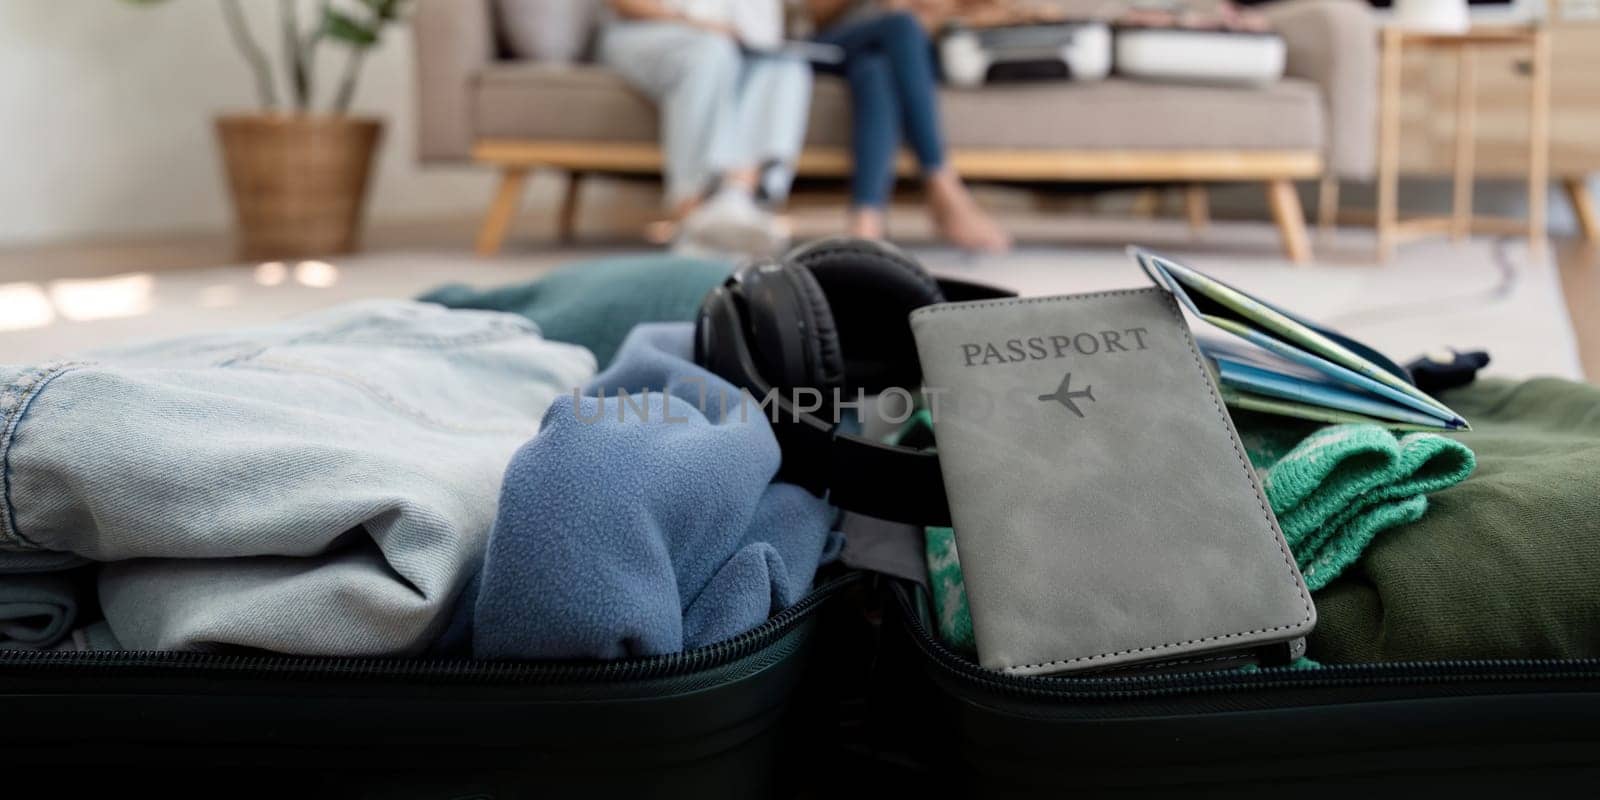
[808,3,1010,253]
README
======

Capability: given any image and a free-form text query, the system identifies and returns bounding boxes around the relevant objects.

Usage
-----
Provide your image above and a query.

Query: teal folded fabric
[420,254,732,368]
[0,572,80,650]
[919,414,1475,654]
[46,621,121,652]
[924,527,973,652]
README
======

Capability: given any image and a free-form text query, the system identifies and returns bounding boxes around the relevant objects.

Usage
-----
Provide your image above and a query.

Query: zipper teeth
[893,584,1600,699]
[0,572,862,684]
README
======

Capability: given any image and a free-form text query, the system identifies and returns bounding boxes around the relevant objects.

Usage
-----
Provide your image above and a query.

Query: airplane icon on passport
[1037,372,1096,418]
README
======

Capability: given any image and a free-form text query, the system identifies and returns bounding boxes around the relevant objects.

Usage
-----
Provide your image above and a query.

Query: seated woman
[805,0,1011,253]
[601,0,812,255]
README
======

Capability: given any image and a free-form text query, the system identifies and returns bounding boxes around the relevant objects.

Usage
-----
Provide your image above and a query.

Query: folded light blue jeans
[0,301,595,655]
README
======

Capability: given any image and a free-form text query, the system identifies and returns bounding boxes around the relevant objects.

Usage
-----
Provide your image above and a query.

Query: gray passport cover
[910,288,1315,675]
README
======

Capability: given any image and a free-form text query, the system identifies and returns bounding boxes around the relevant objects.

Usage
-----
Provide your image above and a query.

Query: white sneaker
[675,188,788,259]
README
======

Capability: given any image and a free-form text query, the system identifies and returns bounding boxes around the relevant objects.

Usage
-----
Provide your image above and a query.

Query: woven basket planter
[215,114,383,261]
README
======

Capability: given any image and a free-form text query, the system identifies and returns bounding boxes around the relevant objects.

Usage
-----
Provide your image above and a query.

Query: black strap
[1405,349,1490,397]
[827,435,951,527]
[768,393,952,527]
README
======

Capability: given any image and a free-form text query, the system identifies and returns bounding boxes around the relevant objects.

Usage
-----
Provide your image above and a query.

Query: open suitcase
[6,248,1599,795]
[852,576,1600,795]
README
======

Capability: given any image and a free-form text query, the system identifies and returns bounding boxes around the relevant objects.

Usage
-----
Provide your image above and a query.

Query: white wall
[0,1,501,246]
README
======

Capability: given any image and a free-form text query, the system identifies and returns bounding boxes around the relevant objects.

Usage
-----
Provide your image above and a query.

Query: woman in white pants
[602,0,812,255]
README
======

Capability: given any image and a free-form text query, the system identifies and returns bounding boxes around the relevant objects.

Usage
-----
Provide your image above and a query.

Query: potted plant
[127,0,409,259]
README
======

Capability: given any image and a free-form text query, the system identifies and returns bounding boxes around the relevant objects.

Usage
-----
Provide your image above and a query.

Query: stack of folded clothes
[0,254,844,660]
[0,301,596,654]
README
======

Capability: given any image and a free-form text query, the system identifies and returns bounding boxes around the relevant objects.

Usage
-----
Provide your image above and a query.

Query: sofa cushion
[477,64,659,143]
[809,76,1324,152]
[495,0,600,64]
[473,63,1324,153]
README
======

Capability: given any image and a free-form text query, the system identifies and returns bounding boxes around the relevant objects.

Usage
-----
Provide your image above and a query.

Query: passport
[909,287,1315,675]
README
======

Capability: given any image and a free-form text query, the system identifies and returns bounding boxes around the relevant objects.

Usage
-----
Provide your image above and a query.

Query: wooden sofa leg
[1130,189,1162,218]
[1317,176,1339,239]
[1564,176,1599,243]
[558,172,586,244]
[1185,185,1209,234]
[1266,179,1312,265]
[476,167,529,256]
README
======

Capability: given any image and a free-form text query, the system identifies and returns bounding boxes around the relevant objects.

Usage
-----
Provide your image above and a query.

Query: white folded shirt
[667,0,785,49]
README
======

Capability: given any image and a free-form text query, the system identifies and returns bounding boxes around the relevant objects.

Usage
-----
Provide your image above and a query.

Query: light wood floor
[0,216,487,284]
[1,217,1595,381]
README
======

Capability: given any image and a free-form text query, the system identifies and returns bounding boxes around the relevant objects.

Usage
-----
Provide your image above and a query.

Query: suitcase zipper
[890,581,1600,701]
[0,572,863,684]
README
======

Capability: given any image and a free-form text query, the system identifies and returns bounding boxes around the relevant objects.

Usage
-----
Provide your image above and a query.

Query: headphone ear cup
[786,264,847,394]
[783,237,945,394]
[732,261,845,395]
[693,280,740,381]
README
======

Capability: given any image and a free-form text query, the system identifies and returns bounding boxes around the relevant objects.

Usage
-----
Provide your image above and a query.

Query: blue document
[1132,248,1467,431]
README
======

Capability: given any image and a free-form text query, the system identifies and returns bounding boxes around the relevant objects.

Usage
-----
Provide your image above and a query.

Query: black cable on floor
[1323,235,1520,328]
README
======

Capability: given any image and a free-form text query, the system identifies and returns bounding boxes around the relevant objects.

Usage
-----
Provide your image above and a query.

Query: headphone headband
[694,239,1014,525]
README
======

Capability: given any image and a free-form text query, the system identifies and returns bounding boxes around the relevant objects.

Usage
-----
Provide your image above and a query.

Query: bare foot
[722,167,761,194]
[849,208,887,240]
[926,169,1011,254]
[647,196,707,244]
[644,219,677,245]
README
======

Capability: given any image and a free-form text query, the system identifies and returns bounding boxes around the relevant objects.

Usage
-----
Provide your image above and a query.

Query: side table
[1375,25,1552,261]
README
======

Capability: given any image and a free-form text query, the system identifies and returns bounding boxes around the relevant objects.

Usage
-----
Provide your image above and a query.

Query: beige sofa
[414,0,1377,262]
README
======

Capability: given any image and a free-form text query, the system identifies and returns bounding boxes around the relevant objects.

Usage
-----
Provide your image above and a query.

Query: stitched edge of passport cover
[910,287,1314,673]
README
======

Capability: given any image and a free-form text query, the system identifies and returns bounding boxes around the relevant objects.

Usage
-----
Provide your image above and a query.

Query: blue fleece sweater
[471,323,840,660]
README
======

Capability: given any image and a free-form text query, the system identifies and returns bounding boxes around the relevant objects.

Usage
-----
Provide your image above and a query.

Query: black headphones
[694,238,1014,526]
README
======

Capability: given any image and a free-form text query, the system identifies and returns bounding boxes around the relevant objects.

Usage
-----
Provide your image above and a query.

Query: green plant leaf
[359,0,406,21]
[322,8,378,46]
